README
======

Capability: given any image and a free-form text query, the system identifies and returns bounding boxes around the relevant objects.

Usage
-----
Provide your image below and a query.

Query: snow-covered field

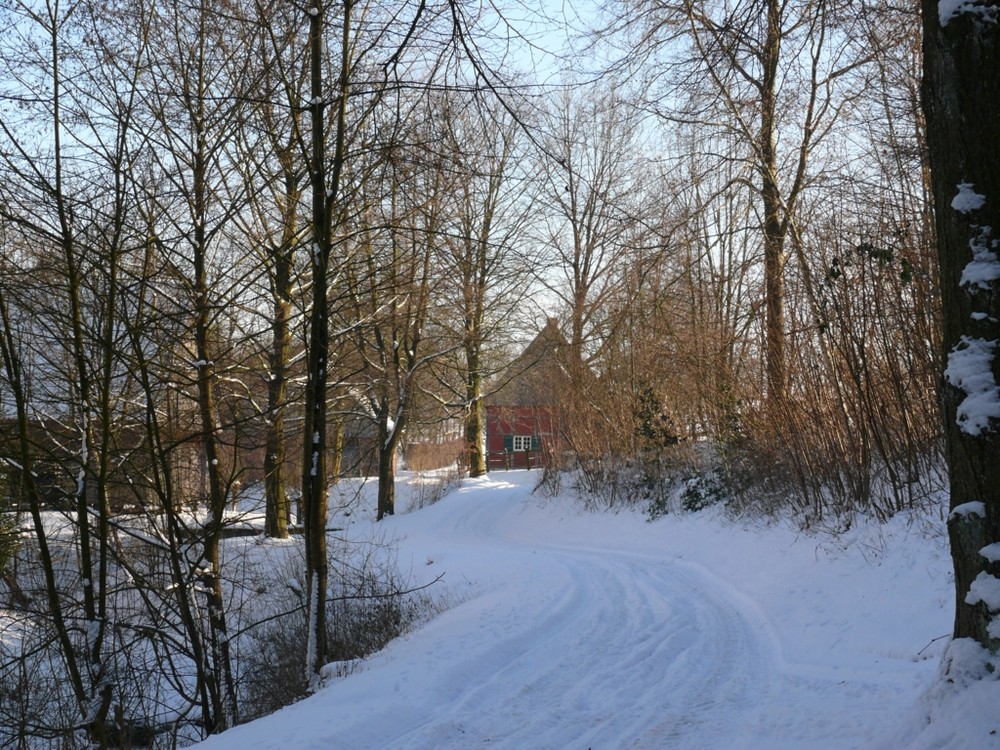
[195,471,999,750]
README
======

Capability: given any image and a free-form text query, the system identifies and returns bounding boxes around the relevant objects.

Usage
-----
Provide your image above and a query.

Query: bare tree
[435,92,534,477]
[298,0,353,685]
[233,0,312,539]
[342,90,452,520]
[128,0,266,728]
[611,0,873,403]
[0,0,153,742]
[537,84,644,374]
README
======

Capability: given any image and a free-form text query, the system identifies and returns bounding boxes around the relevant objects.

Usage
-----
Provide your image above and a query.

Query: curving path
[196,473,921,750]
[388,478,776,749]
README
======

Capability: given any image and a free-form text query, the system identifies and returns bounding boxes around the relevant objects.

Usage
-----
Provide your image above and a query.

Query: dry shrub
[408,466,464,511]
[403,439,465,472]
[721,392,944,525]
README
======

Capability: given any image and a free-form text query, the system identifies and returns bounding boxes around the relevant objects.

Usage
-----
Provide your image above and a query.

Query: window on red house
[511,435,540,452]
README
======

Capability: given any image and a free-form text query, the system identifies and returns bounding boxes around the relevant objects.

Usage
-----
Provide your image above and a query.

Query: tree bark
[760,0,787,404]
[377,440,398,520]
[921,2,1000,648]
[376,401,400,520]
[466,382,487,477]
[264,233,293,538]
[301,0,331,686]
[301,0,352,686]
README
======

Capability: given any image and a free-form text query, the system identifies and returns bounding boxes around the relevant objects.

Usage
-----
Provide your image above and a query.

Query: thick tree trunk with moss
[376,402,401,520]
[264,241,293,538]
[921,2,1000,648]
[465,346,487,477]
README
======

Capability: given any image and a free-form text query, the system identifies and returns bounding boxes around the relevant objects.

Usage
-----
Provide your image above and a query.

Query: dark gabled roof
[489,318,573,407]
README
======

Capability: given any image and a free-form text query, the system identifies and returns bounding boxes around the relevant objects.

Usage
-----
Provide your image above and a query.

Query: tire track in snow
[373,484,776,749]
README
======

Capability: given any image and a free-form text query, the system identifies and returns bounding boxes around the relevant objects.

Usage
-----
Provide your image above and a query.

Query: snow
[966,572,1000,610]
[882,638,1000,749]
[190,472,998,750]
[981,543,1000,563]
[951,500,986,519]
[944,336,1000,435]
[939,0,1000,26]
[961,226,1000,291]
[951,183,986,213]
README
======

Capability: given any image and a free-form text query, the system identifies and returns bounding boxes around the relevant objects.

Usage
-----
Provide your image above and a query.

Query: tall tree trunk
[760,0,787,404]
[192,109,238,738]
[921,2,1000,649]
[125,250,220,735]
[301,0,331,687]
[301,0,352,687]
[466,394,486,478]
[43,13,115,742]
[265,236,293,538]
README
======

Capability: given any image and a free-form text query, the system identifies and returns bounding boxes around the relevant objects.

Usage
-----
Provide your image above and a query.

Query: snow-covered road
[361,498,763,747]
[387,479,772,749]
[196,472,956,750]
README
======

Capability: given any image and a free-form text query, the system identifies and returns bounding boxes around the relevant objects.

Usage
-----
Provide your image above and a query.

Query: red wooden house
[485,318,571,471]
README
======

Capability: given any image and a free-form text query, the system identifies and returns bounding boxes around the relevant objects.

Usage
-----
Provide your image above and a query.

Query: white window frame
[512,435,533,452]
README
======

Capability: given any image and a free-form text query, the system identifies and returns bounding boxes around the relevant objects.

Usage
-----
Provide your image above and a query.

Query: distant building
[485,318,571,471]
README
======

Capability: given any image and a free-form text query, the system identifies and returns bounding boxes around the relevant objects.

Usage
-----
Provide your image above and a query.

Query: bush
[679,472,729,512]
[237,549,434,723]
[403,439,465,472]
[568,454,667,511]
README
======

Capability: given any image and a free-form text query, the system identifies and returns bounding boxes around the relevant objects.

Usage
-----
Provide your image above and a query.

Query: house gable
[485,318,571,470]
